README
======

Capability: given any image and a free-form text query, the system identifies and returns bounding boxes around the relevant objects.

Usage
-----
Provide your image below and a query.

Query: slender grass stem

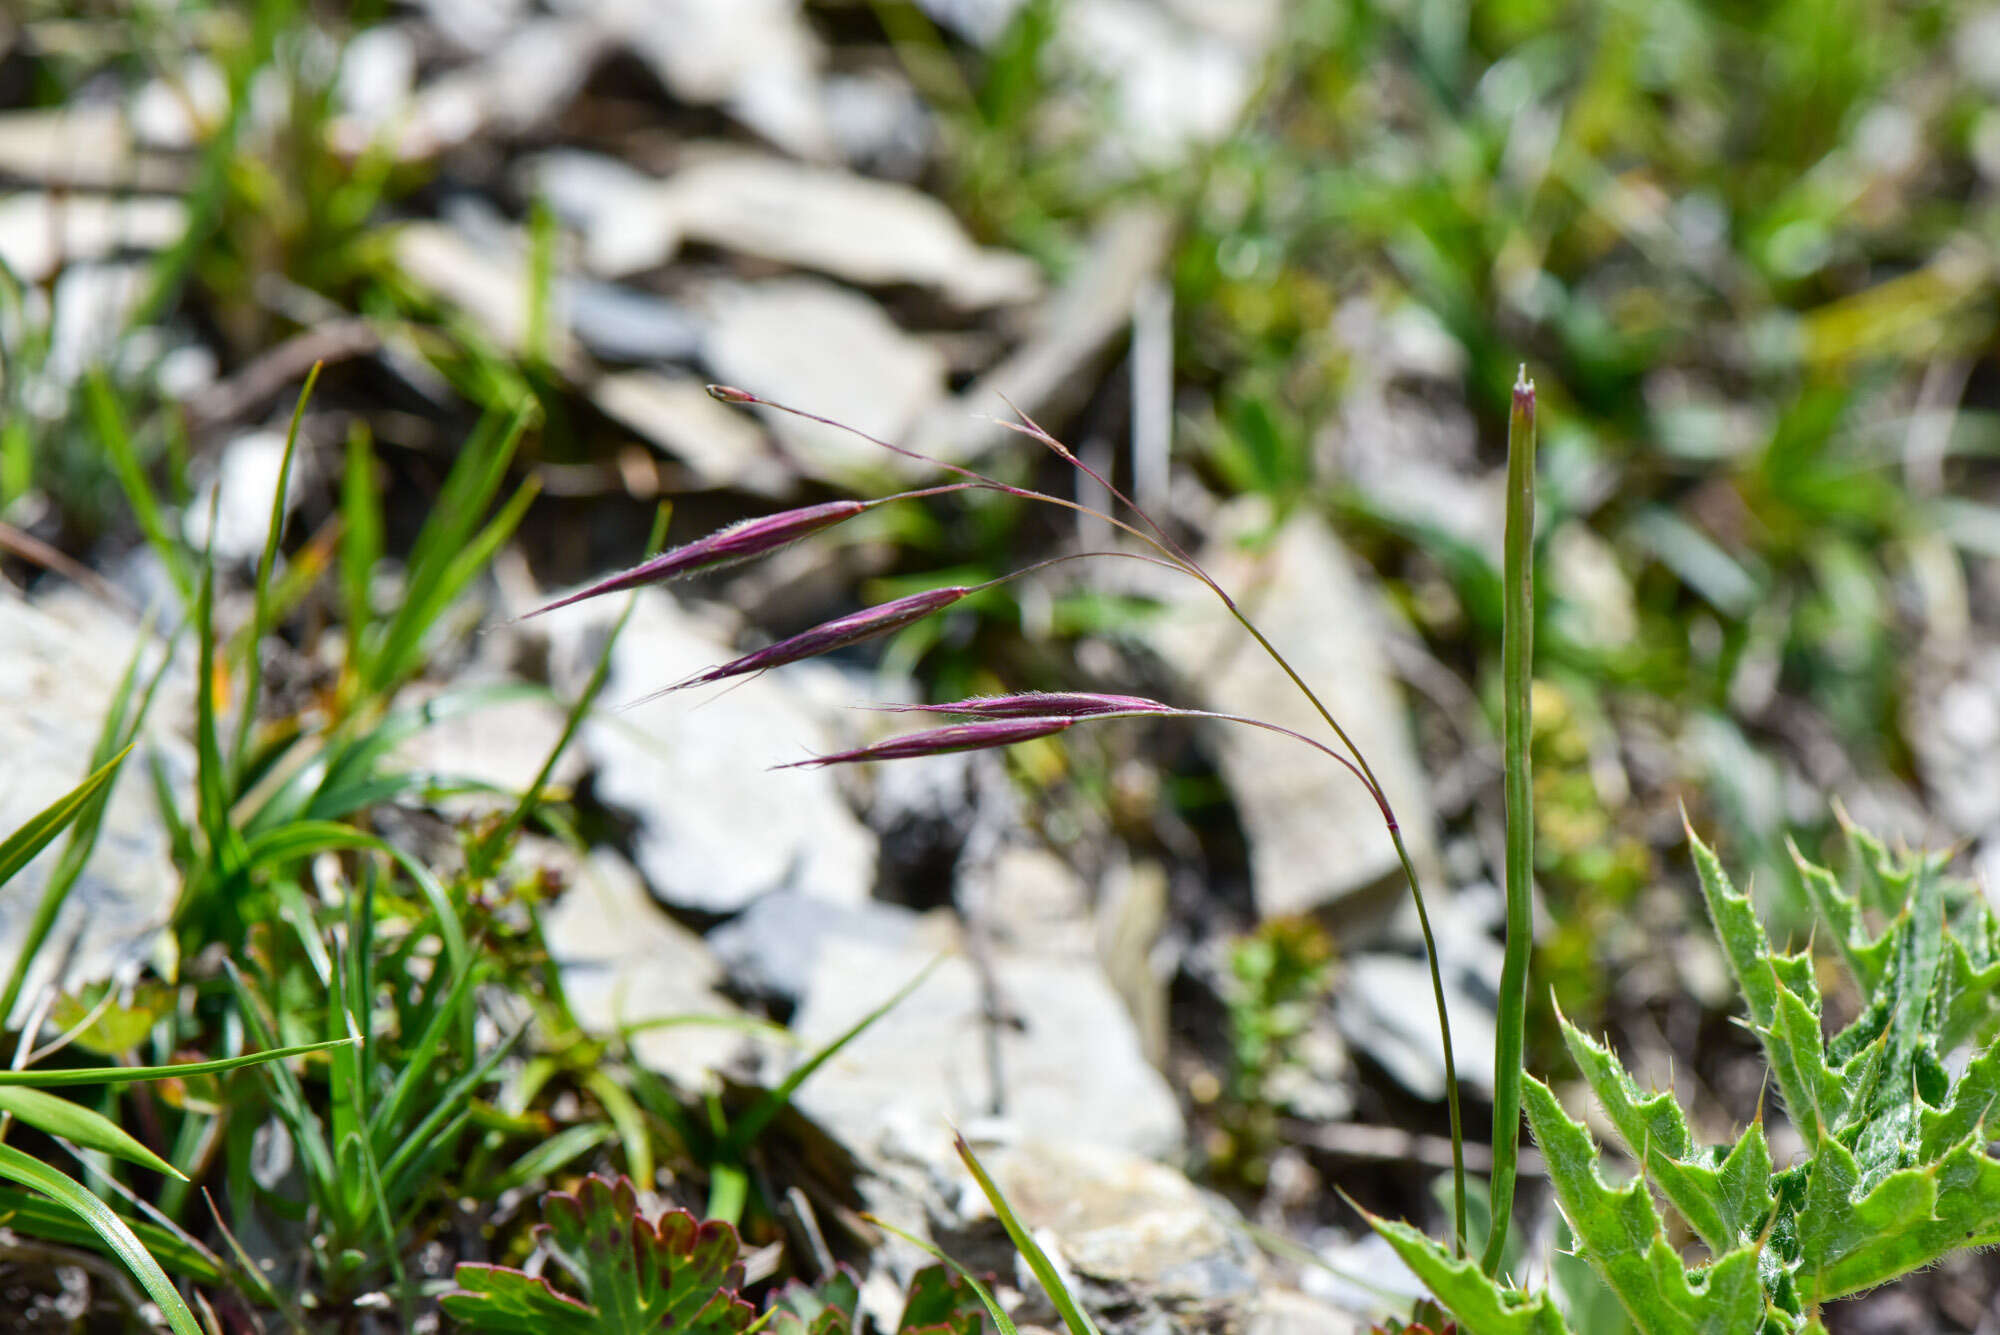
[1482,367,1538,1276]
[711,382,1471,1253]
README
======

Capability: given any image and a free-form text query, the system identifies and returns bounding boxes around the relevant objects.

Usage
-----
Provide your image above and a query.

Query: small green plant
[1214,915,1337,1185]
[443,1174,990,1335]
[527,374,2000,1333]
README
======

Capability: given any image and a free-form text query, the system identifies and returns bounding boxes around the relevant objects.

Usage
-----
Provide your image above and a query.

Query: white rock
[0,195,187,284]
[0,587,188,1027]
[699,278,947,484]
[594,0,833,159]
[789,937,1183,1163]
[1145,501,1440,917]
[43,263,154,396]
[332,20,608,159]
[590,372,791,496]
[0,105,181,190]
[561,279,702,363]
[1335,952,1498,1101]
[130,57,230,149]
[566,592,878,913]
[538,844,755,1089]
[913,206,1173,463]
[528,150,679,275]
[335,24,419,124]
[970,1139,1259,1310]
[916,0,1028,44]
[531,148,1039,308]
[392,222,578,369]
[182,431,303,566]
[387,684,588,819]
[663,153,1039,307]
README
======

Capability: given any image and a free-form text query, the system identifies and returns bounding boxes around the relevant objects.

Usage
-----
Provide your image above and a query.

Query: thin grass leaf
[87,369,192,601]
[954,1134,1104,1335]
[481,1123,613,1195]
[1483,367,1537,1275]
[470,504,671,876]
[725,958,940,1154]
[0,1185,222,1283]
[0,1087,183,1179]
[341,420,383,686]
[0,1142,202,1335]
[0,1039,348,1087]
[585,1070,655,1193]
[233,363,320,772]
[0,745,133,890]
[862,1212,1022,1335]
[0,1038,350,1087]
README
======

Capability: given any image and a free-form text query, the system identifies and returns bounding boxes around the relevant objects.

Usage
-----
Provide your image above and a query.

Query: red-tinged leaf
[443,1175,755,1335]
[778,717,1076,768]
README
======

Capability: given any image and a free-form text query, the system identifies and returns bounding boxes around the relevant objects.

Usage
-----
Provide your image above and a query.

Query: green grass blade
[1482,367,1537,1276]
[0,745,133,889]
[0,1185,221,1283]
[862,1212,1022,1335]
[86,369,192,601]
[232,363,321,773]
[0,1087,183,1179]
[955,1133,1104,1335]
[0,1037,350,1087]
[341,420,383,687]
[467,502,670,877]
[0,743,138,1027]
[0,1142,202,1335]
[725,957,940,1155]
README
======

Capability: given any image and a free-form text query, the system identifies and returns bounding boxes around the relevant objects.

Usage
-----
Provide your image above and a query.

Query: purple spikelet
[669,586,972,692]
[523,500,870,618]
[867,692,1175,719]
[776,716,1076,768]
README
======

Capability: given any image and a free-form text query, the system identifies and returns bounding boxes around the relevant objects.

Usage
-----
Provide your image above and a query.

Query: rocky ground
[9,2,2000,1331]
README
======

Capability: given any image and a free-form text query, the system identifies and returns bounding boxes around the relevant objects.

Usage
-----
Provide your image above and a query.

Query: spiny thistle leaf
[443,1175,755,1335]
[1793,1132,2000,1303]
[1557,1017,1773,1255]
[1523,1078,1767,1335]
[1363,1212,1572,1335]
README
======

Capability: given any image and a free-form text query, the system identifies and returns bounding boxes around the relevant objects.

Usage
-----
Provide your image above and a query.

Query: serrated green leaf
[444,1175,755,1335]
[1525,1078,1765,1335]
[1789,843,1884,992]
[1795,1133,2000,1303]
[1558,1017,1774,1253]
[1363,1211,1571,1335]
